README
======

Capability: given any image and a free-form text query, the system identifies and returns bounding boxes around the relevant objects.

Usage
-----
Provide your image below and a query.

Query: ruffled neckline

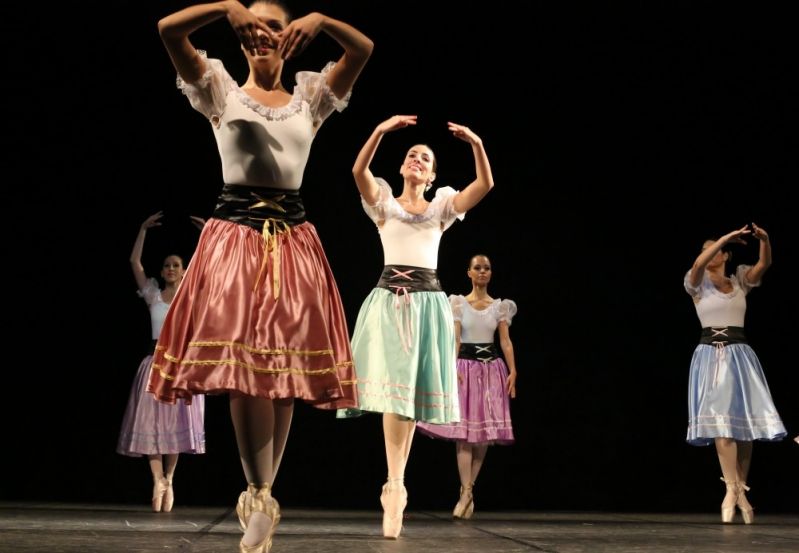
[233,86,304,121]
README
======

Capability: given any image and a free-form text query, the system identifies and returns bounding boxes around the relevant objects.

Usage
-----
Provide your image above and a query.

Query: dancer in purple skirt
[417,253,517,519]
[117,211,207,512]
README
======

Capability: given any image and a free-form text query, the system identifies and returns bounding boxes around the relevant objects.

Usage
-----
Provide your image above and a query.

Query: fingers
[144,211,164,227]
[281,28,310,59]
[379,115,417,133]
[398,115,417,126]
[237,21,273,56]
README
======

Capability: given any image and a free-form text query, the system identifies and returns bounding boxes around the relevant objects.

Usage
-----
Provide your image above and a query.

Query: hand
[141,211,163,230]
[506,371,517,398]
[722,224,751,245]
[376,115,417,135]
[278,12,324,60]
[448,122,482,145]
[189,215,206,231]
[751,222,769,242]
[226,1,278,56]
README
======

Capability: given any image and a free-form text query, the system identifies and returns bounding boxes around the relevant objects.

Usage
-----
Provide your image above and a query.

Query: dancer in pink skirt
[117,211,206,512]
[150,2,372,551]
[417,254,517,519]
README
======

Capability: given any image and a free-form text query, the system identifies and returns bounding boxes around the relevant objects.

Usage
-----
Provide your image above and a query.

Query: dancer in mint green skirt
[338,115,495,538]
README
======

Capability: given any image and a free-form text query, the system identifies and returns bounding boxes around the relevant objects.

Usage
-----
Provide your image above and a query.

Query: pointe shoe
[239,484,279,553]
[380,477,407,539]
[237,484,281,534]
[237,484,256,531]
[720,477,752,524]
[151,477,168,512]
[736,482,754,525]
[452,483,474,519]
[162,479,174,513]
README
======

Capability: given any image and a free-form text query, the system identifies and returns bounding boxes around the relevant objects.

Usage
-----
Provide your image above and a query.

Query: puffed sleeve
[432,186,466,230]
[295,62,351,129]
[176,50,235,123]
[497,299,517,325]
[683,269,702,298]
[735,264,761,295]
[449,295,465,322]
[361,177,393,225]
[137,278,161,307]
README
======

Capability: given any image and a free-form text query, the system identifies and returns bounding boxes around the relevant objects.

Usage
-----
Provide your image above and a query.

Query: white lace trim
[233,88,305,121]
[305,61,351,112]
[450,295,516,324]
[366,179,460,224]
[234,61,349,121]
[176,53,348,122]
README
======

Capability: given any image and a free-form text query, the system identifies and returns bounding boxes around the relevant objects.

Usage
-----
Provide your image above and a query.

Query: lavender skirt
[117,355,206,456]
[417,356,514,445]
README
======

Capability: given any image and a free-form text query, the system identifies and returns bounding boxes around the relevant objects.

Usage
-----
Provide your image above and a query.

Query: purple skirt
[417,357,514,445]
[117,355,206,456]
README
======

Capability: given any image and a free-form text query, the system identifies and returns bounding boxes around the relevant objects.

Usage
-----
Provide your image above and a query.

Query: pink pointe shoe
[380,477,407,539]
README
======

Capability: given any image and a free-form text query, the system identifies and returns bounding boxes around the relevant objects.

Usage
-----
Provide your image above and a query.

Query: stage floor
[1,502,797,552]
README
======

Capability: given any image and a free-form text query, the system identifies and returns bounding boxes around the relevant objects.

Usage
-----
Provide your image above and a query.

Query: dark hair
[704,238,732,262]
[163,254,186,269]
[249,0,292,22]
[468,253,492,269]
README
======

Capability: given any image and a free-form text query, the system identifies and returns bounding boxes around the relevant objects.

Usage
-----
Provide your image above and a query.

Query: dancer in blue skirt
[338,115,495,538]
[684,223,786,524]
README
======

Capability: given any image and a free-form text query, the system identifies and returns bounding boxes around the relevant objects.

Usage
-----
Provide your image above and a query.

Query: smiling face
[245,2,290,60]
[161,255,185,285]
[467,255,492,287]
[400,144,436,186]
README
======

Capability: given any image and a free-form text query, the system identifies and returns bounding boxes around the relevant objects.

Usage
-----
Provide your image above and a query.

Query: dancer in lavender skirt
[117,211,206,512]
[417,254,517,519]
[684,223,785,525]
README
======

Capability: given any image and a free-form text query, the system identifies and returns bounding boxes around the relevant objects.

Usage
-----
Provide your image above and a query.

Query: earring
[425,182,432,192]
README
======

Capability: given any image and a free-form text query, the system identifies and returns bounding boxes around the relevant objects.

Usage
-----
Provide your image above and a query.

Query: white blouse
[138,278,170,340]
[684,264,760,328]
[450,295,517,343]
[177,52,349,189]
[362,178,465,269]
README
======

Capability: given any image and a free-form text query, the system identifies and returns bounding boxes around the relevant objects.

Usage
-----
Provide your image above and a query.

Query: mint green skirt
[337,288,460,423]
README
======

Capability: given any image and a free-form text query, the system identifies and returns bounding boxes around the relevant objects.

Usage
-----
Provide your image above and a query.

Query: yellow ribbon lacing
[250,196,291,299]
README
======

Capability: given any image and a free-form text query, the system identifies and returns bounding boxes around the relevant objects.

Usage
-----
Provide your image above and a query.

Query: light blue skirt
[686,343,786,446]
[337,288,459,423]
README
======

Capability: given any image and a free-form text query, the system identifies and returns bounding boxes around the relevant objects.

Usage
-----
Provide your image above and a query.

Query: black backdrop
[4,1,797,513]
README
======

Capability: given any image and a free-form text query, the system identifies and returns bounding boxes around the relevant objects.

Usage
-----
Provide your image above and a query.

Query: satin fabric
[417,354,514,445]
[337,287,459,423]
[686,342,786,445]
[148,218,355,409]
[117,355,206,456]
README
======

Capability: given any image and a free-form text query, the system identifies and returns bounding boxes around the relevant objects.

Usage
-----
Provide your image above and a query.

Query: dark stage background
[4,2,797,513]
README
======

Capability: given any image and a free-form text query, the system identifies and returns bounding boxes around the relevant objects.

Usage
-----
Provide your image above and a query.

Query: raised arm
[130,212,163,291]
[498,322,517,398]
[449,123,494,214]
[745,223,772,284]
[157,1,273,83]
[687,224,750,289]
[353,115,417,205]
[278,13,373,99]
